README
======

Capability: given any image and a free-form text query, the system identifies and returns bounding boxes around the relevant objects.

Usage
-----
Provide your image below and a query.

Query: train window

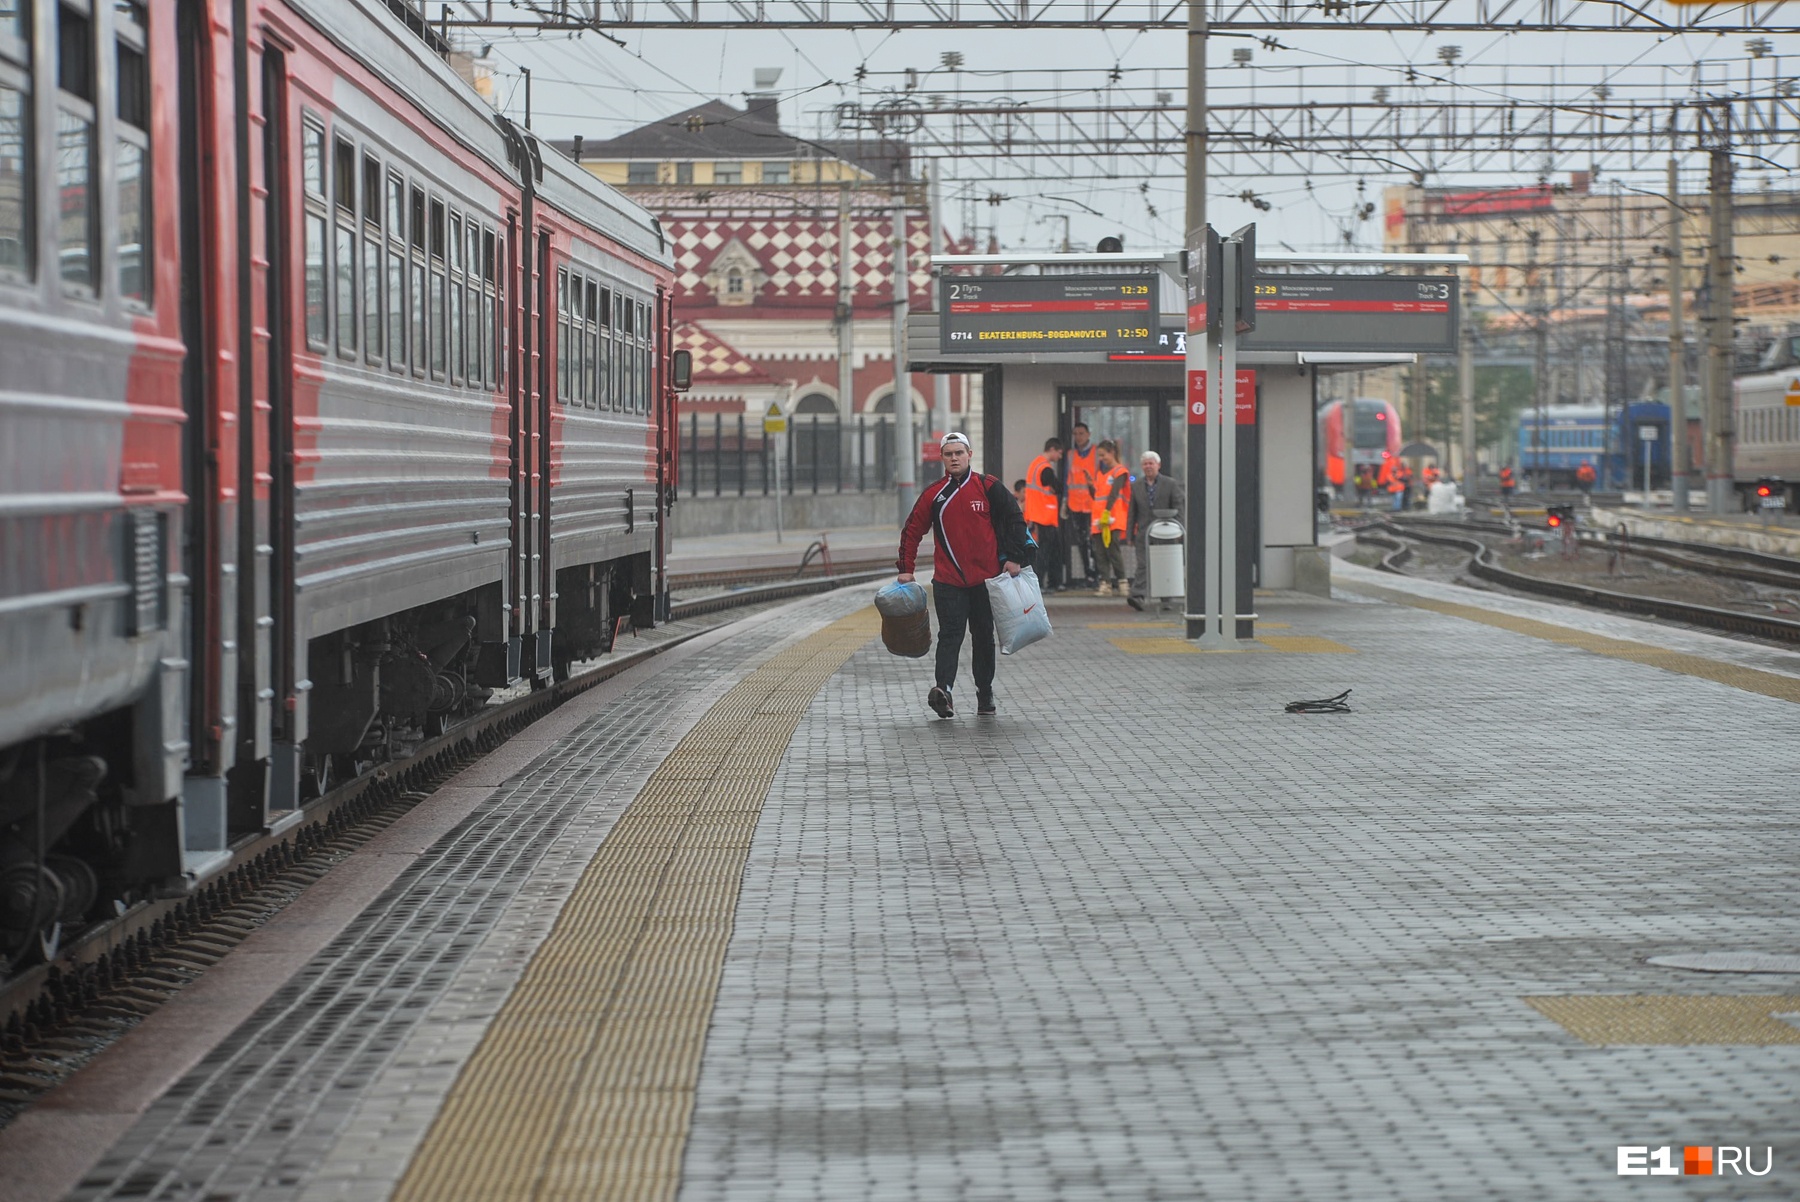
[362,154,380,227]
[484,228,497,388]
[333,136,354,213]
[556,269,568,403]
[465,274,480,388]
[302,122,324,199]
[54,3,95,296]
[599,286,610,329]
[335,226,356,357]
[601,322,613,411]
[448,213,462,384]
[363,232,380,362]
[385,173,402,236]
[584,281,598,407]
[114,13,148,305]
[116,40,145,129]
[430,266,445,378]
[0,81,28,281]
[408,187,424,375]
[304,213,326,347]
[571,280,585,407]
[0,0,26,47]
[56,5,90,100]
[410,256,424,375]
[53,109,92,292]
[385,174,403,370]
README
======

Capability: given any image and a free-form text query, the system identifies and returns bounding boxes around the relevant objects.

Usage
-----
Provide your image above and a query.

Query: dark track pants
[933,581,995,696]
[1068,512,1096,582]
[1032,522,1065,590]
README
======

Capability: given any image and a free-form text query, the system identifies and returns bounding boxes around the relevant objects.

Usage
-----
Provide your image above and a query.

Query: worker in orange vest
[1063,421,1098,587]
[1023,437,1066,591]
[1379,458,1410,512]
[1575,460,1596,494]
[1088,440,1131,596]
[1499,464,1517,502]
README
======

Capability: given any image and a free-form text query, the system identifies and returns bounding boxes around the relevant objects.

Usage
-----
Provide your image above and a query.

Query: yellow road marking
[1340,580,1800,704]
[1525,995,1800,1046]
[393,609,879,1202]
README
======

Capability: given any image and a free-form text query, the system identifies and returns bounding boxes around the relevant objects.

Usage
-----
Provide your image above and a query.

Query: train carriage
[0,0,680,969]
[1732,369,1800,505]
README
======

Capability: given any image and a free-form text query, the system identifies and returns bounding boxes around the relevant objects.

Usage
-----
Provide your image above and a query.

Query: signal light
[1546,505,1575,529]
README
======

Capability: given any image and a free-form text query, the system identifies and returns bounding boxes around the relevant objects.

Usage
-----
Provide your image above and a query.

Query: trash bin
[1146,516,1186,599]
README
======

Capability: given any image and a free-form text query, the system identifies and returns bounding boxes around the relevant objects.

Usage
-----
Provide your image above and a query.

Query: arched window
[871,391,923,414]
[795,392,836,415]
[726,267,745,296]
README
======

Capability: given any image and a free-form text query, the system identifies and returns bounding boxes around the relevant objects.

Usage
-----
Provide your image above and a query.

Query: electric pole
[835,186,854,490]
[1704,143,1735,513]
[1667,156,1688,512]
[1529,228,1548,488]
[892,188,917,516]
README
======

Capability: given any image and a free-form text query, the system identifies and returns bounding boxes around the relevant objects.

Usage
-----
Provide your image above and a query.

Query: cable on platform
[1284,688,1352,714]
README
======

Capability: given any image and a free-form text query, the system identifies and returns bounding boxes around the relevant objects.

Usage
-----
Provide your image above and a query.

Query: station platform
[7,567,1799,1201]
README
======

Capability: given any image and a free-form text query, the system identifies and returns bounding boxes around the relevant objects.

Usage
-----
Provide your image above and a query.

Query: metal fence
[681,412,940,496]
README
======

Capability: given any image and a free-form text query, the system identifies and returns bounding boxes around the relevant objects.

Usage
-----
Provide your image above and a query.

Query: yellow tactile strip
[1340,580,1800,704]
[1525,996,1800,1046]
[393,609,879,1202]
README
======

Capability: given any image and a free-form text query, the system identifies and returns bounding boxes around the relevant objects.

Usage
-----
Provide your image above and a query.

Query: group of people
[1012,422,1186,609]
[1349,458,1446,511]
[897,424,1186,721]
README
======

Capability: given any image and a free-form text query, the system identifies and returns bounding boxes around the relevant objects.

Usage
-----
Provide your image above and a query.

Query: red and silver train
[1317,397,1403,489]
[0,0,687,966]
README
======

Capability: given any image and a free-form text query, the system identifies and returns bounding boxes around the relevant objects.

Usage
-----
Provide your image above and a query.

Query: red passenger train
[0,0,685,967]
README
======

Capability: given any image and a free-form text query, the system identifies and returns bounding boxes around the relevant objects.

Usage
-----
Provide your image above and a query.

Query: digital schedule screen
[939,274,1159,354]
[1243,275,1458,354]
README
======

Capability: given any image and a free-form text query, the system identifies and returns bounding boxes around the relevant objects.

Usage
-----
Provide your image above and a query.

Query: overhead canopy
[1399,441,1440,459]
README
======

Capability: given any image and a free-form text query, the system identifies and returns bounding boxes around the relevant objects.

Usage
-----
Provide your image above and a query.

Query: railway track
[1359,516,1800,645]
[0,565,887,1120]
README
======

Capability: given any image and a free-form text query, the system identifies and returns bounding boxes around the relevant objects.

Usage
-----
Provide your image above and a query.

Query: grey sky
[476,23,1798,253]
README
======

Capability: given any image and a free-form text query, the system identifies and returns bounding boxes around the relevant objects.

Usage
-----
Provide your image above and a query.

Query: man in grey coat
[1127,451,1186,609]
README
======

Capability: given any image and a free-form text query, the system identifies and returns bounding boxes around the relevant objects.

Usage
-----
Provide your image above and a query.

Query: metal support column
[1668,156,1689,512]
[892,191,916,516]
[1705,144,1736,513]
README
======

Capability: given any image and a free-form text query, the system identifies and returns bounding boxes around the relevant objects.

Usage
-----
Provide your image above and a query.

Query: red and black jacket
[898,471,1032,588]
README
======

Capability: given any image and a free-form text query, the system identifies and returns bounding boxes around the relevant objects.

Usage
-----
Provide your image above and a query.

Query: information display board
[940,274,1158,353]
[1242,275,1458,354]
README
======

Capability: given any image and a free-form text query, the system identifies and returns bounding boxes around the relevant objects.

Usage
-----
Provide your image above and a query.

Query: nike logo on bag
[1024,604,1036,614]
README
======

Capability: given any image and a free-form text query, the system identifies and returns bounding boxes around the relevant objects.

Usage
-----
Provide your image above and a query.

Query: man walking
[1023,437,1065,592]
[897,432,1030,719]
[1127,450,1186,609]
[1063,422,1098,588]
[1088,440,1130,597]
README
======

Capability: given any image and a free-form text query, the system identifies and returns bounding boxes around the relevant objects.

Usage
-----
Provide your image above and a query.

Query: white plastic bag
[985,566,1052,655]
[1427,480,1464,515]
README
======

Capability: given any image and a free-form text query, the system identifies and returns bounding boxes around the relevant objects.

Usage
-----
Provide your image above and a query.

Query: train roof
[286,0,668,266]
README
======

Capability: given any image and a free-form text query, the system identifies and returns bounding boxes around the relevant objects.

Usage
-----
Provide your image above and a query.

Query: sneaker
[977,692,997,716]
[1095,581,1114,597]
[1126,594,1144,611]
[927,685,955,719]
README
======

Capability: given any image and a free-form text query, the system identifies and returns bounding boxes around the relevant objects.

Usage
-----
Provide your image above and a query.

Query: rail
[1372,519,1800,645]
[2,563,891,1042]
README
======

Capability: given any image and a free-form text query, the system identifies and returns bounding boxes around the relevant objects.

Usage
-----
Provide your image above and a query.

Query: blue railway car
[1516,402,1671,489]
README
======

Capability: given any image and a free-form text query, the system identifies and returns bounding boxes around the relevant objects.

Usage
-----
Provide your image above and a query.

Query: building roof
[673,321,774,384]
[558,100,906,179]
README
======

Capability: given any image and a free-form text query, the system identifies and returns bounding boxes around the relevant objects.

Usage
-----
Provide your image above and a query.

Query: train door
[175,0,238,860]
[257,43,300,815]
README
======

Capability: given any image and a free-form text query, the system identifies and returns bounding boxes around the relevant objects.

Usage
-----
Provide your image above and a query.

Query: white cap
[940,431,971,451]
